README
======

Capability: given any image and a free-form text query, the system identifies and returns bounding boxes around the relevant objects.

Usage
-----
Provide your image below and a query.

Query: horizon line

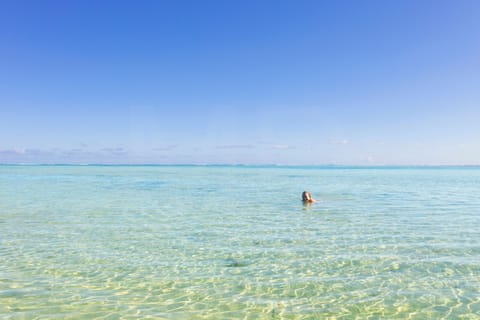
[1,163,480,168]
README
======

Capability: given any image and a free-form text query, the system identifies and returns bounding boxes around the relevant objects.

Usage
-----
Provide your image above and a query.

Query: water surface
[1,165,480,319]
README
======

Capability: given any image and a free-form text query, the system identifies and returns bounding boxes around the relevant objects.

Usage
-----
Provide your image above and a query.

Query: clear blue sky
[1,0,479,164]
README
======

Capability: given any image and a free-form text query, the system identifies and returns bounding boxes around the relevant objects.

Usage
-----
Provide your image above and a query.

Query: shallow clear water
[1,165,480,319]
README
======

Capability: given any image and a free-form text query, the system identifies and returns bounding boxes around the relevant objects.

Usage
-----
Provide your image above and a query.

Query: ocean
[1,165,479,319]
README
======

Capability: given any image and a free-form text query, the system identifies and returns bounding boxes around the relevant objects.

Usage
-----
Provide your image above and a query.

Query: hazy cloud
[0,149,23,156]
[216,144,255,149]
[0,148,50,156]
[0,147,133,164]
[271,144,294,150]
[0,148,59,163]
[255,141,296,150]
[100,147,128,155]
[329,139,349,145]
[153,145,178,152]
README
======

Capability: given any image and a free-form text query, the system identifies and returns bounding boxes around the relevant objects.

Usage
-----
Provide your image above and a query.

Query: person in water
[302,191,316,203]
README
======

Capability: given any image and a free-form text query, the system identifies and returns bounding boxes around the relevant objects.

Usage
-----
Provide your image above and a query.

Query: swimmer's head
[302,191,312,202]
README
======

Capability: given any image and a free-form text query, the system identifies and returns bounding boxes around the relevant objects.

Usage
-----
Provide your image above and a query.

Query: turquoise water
[1,165,480,319]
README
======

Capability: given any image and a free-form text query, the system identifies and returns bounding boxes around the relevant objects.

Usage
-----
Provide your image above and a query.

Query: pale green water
[1,165,480,319]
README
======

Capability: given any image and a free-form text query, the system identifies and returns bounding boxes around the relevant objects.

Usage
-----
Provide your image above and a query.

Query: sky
[1,0,479,165]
